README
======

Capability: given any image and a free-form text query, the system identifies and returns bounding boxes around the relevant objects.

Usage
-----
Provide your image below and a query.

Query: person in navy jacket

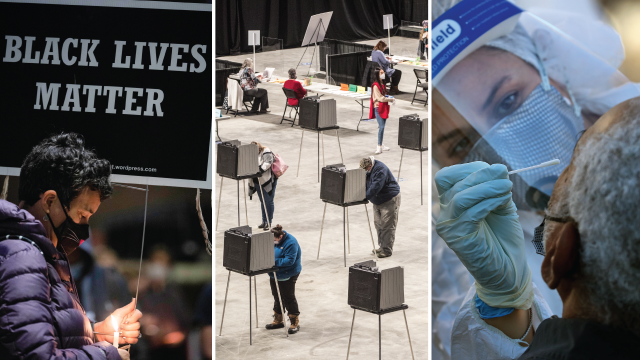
[360,156,401,258]
[265,224,302,334]
[0,133,141,360]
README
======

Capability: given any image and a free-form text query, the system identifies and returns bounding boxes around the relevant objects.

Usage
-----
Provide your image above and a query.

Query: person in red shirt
[283,68,307,106]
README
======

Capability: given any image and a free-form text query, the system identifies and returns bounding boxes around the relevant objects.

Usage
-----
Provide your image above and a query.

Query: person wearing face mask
[430,1,640,358]
[371,40,402,95]
[265,225,301,334]
[0,133,141,360]
[418,20,428,60]
[370,66,395,154]
[359,156,400,258]
[435,97,640,359]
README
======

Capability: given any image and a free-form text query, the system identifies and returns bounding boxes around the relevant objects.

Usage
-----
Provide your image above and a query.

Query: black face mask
[50,202,89,255]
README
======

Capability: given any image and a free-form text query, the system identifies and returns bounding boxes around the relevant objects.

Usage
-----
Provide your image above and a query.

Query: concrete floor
[215,36,429,359]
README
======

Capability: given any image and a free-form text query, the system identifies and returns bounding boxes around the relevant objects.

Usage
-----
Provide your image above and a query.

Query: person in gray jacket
[249,141,277,230]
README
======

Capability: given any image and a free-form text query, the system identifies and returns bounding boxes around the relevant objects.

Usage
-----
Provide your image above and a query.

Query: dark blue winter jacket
[366,160,400,205]
[269,232,301,279]
[0,200,121,360]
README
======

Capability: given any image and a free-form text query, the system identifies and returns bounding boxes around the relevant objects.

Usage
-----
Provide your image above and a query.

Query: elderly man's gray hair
[288,68,297,79]
[568,100,640,331]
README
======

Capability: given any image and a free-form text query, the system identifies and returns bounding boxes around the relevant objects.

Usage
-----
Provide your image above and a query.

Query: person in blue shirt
[371,40,403,95]
[265,224,302,334]
[360,156,401,258]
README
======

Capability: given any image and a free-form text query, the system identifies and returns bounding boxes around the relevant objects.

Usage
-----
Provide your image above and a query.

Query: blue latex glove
[435,162,533,309]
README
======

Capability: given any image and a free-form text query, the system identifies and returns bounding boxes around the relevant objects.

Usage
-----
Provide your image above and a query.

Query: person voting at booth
[248,141,278,230]
[283,68,307,106]
[265,225,302,335]
[359,157,400,258]
[0,133,141,360]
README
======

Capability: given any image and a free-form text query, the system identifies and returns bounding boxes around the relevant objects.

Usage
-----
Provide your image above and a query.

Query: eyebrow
[435,129,465,145]
[482,76,510,111]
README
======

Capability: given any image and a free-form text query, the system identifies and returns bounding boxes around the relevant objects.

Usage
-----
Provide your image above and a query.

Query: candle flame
[111,315,119,332]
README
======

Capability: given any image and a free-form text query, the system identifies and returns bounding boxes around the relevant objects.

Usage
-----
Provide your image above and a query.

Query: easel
[296,125,343,183]
[218,266,289,344]
[346,304,415,360]
[215,173,255,229]
[397,145,427,205]
[317,200,376,267]
[297,12,333,76]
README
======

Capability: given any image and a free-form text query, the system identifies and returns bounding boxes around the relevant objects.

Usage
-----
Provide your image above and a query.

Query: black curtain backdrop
[216,0,428,56]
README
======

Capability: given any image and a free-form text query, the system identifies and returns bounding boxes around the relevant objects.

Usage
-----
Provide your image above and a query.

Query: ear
[41,190,59,214]
[541,222,580,289]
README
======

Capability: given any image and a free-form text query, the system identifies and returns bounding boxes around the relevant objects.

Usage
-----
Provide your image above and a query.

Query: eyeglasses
[532,215,575,256]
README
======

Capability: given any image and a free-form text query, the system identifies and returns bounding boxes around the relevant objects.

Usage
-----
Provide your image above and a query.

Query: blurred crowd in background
[3,177,213,360]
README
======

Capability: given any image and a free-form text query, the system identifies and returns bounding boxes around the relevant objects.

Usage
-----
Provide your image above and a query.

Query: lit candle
[111,315,119,348]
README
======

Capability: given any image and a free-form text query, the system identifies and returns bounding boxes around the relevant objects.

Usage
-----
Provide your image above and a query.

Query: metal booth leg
[346,207,350,254]
[297,129,305,177]
[317,131,320,183]
[218,271,231,336]
[216,177,224,229]
[336,129,344,163]
[254,276,258,328]
[346,309,356,360]
[237,180,240,227]
[403,309,416,360]
[379,315,382,360]
[365,204,376,253]
[317,202,327,260]
[398,148,404,180]
[249,275,252,345]
[343,207,346,267]
[322,131,325,167]
[273,273,289,337]
[420,151,423,206]
[243,179,249,225]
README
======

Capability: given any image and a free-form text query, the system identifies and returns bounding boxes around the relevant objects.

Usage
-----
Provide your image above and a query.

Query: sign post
[248,30,260,70]
[383,14,393,55]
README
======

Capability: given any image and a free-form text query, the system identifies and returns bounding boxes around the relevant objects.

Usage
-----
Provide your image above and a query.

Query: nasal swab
[508,159,560,175]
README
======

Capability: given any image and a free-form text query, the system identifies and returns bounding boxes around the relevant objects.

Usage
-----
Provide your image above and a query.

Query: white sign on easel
[300,11,333,74]
[248,30,260,70]
[383,14,393,55]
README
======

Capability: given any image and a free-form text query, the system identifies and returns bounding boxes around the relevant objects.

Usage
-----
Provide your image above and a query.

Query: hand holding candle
[93,298,143,345]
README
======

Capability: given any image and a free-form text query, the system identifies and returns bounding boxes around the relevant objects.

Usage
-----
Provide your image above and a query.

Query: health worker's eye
[494,92,519,119]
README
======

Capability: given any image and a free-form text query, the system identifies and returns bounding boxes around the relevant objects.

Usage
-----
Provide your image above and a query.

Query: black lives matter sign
[0,1,212,187]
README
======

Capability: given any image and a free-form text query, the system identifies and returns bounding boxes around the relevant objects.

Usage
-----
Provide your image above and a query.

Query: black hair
[19,132,113,208]
[371,66,387,96]
[271,224,285,238]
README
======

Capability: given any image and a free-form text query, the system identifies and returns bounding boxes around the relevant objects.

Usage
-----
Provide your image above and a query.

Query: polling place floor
[215,36,429,359]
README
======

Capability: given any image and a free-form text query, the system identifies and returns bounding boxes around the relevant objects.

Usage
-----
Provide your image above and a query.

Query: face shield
[432,0,640,210]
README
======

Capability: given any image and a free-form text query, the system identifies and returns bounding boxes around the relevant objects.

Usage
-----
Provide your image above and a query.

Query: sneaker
[372,248,382,255]
[258,223,267,229]
[375,146,383,154]
[382,144,390,151]
[376,251,392,258]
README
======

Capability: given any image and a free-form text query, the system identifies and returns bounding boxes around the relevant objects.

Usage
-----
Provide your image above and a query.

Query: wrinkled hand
[435,162,533,309]
[117,348,130,360]
[95,298,143,345]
